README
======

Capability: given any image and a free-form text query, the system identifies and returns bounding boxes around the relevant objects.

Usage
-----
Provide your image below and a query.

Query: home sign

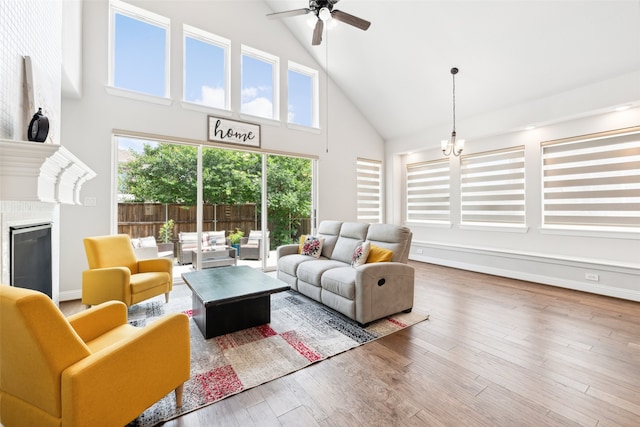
[207,116,261,148]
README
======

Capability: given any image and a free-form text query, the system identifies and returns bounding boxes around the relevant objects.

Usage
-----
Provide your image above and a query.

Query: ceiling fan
[267,0,371,46]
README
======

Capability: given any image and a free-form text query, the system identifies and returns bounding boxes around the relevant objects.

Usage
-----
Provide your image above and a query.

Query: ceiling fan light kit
[442,67,465,157]
[267,0,371,46]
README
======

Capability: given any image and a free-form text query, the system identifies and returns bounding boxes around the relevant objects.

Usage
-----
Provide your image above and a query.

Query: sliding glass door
[115,135,314,271]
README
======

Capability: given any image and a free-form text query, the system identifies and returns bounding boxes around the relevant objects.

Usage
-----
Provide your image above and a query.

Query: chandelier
[441,67,465,157]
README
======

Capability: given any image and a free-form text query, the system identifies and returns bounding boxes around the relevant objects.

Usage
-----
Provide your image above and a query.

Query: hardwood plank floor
[61,261,640,426]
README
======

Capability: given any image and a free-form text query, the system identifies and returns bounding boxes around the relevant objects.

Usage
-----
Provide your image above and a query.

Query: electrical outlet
[585,273,599,282]
[416,248,423,254]
[84,196,97,206]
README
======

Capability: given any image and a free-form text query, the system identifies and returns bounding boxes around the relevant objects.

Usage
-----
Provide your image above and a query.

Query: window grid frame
[108,0,171,98]
[287,60,319,129]
[182,24,231,111]
[240,44,280,121]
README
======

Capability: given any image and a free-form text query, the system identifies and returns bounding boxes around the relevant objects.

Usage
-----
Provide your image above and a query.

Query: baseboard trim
[409,241,640,302]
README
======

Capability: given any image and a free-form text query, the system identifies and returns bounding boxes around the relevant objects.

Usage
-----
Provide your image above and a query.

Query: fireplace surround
[0,139,95,304]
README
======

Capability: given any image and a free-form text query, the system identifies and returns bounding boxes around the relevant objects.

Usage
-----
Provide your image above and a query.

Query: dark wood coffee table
[181,265,290,339]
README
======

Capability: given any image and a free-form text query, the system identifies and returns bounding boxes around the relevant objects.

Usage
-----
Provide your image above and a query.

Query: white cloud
[242,97,273,118]
[196,85,225,109]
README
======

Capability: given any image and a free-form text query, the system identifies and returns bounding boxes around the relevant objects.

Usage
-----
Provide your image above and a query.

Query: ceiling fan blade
[331,10,371,31]
[312,18,324,46]
[267,8,311,19]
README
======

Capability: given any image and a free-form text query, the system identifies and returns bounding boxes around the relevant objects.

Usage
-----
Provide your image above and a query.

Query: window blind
[356,158,382,223]
[460,147,526,225]
[406,159,450,223]
[542,127,640,230]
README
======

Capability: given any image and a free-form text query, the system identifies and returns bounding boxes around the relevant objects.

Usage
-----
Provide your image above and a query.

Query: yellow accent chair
[0,285,190,427]
[82,234,173,307]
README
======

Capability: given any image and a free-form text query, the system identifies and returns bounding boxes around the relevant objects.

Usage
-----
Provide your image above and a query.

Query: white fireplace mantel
[0,139,96,204]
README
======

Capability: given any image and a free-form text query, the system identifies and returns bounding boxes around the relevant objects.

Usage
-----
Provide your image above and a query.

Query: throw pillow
[367,244,393,263]
[351,241,371,267]
[301,235,324,258]
[298,235,307,253]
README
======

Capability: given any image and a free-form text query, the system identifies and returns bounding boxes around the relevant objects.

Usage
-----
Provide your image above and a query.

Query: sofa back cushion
[365,223,412,263]
[331,222,369,264]
[317,220,343,258]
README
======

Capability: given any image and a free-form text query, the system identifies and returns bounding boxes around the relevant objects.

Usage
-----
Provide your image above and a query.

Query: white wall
[386,75,640,301]
[59,0,383,300]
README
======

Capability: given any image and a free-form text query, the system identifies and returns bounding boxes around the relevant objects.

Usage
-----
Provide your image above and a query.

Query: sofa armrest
[138,257,173,274]
[61,313,190,426]
[354,262,415,324]
[67,301,128,343]
[277,244,299,260]
[82,267,132,305]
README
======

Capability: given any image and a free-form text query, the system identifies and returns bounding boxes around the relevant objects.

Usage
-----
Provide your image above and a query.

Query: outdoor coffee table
[181,265,290,339]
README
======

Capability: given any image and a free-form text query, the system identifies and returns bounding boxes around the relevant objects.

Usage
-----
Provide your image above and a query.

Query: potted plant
[158,219,175,254]
[228,228,244,255]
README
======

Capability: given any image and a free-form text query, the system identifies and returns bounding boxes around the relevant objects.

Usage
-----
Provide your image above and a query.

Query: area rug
[126,284,428,426]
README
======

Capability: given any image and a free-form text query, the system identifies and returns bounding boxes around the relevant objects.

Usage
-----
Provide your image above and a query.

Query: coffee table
[181,265,290,338]
[191,246,236,269]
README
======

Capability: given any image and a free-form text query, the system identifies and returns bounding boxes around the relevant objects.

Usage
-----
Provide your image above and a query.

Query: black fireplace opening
[10,223,52,298]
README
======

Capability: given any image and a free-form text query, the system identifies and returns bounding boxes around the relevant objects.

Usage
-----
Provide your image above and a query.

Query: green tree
[120,142,311,247]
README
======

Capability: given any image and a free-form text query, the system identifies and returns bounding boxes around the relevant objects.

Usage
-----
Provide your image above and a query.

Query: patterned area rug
[126,284,428,426]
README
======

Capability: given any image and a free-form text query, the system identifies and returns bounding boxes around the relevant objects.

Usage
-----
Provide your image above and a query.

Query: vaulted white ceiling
[263,0,640,141]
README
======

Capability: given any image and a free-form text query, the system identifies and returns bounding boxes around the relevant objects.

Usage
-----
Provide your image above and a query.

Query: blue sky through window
[288,70,312,126]
[113,13,166,97]
[184,37,226,108]
[241,54,274,119]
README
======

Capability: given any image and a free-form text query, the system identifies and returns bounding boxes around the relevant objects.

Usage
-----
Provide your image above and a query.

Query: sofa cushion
[351,241,370,267]
[301,236,324,258]
[331,222,369,264]
[131,236,156,248]
[366,224,412,262]
[321,267,356,300]
[317,220,342,258]
[367,244,393,263]
[278,253,315,277]
[296,259,348,287]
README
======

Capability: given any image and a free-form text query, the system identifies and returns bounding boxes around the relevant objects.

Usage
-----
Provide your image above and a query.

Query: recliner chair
[0,285,190,427]
[82,234,173,307]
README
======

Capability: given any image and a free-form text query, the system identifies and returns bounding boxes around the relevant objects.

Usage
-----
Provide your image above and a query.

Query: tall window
[542,127,640,231]
[460,147,526,226]
[183,25,230,110]
[356,158,382,223]
[288,61,319,128]
[109,0,170,98]
[241,45,279,120]
[406,159,450,223]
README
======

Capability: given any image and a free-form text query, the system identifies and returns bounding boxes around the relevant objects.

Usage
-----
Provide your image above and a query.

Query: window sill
[239,113,282,128]
[286,123,321,134]
[181,101,233,117]
[105,86,172,106]
[540,226,640,240]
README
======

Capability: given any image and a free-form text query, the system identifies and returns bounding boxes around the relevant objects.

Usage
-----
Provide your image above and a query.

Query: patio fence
[118,203,311,249]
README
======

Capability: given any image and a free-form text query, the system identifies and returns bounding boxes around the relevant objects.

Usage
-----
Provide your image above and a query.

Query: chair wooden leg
[165,292,170,303]
[175,384,184,407]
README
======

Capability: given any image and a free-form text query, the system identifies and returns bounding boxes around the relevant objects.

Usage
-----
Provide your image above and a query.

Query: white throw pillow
[351,241,370,267]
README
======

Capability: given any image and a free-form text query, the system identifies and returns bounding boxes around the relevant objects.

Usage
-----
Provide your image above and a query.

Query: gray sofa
[276,220,414,325]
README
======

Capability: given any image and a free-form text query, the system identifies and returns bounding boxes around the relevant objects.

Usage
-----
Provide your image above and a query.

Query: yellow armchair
[82,234,173,307]
[0,285,190,427]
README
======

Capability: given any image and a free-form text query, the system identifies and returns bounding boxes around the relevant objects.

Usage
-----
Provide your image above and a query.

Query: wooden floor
[61,262,640,426]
